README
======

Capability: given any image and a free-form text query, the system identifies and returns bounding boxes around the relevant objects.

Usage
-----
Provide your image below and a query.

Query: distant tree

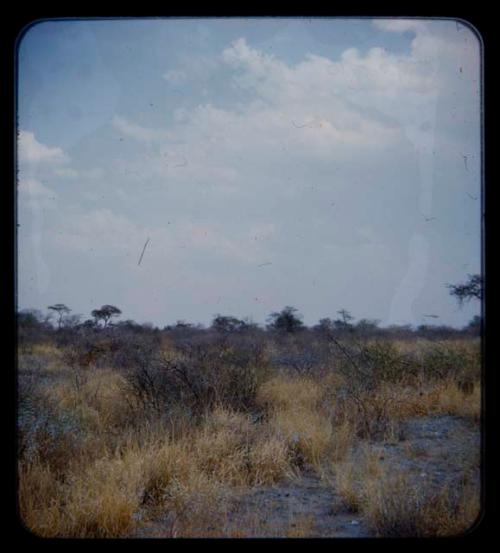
[211,315,244,334]
[385,324,414,339]
[116,319,140,330]
[80,319,98,329]
[267,306,305,333]
[447,274,483,306]
[63,314,82,329]
[91,304,122,328]
[18,309,41,327]
[48,304,71,329]
[465,315,482,334]
[18,309,54,346]
[239,317,260,331]
[18,309,53,331]
[416,324,458,339]
[314,317,335,334]
[355,318,380,335]
[334,309,354,331]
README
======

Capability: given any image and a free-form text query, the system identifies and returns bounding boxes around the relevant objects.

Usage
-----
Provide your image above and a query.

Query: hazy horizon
[17,17,482,329]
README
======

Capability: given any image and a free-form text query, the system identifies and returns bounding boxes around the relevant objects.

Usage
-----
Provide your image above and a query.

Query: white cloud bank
[112,21,478,190]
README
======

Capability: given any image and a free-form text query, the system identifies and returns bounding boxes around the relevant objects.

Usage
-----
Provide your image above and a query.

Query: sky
[16,17,482,328]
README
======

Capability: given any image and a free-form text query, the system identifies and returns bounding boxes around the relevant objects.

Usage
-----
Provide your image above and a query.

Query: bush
[421,342,480,383]
[124,340,269,420]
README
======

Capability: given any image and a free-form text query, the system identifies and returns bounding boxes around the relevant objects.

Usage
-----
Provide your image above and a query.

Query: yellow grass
[333,445,481,538]
[334,461,362,513]
[19,404,294,537]
[257,375,324,412]
[47,368,132,433]
[387,379,481,421]
[361,467,480,537]
[18,336,481,538]
[258,376,332,466]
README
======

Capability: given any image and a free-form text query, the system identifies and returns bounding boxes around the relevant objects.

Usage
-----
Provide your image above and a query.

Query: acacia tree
[48,304,71,329]
[267,306,305,333]
[447,274,483,307]
[91,305,122,328]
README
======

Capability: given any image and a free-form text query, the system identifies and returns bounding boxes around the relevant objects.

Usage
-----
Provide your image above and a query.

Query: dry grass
[257,375,325,412]
[333,444,385,514]
[18,336,481,538]
[18,461,64,536]
[330,419,355,462]
[18,342,69,378]
[48,368,132,433]
[427,379,481,420]
[19,404,294,537]
[192,407,292,487]
[361,468,480,537]
[258,376,332,467]
[388,378,481,422]
[333,444,481,538]
[334,461,362,513]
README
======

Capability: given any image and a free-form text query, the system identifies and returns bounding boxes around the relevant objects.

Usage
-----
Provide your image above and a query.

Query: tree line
[18,274,483,337]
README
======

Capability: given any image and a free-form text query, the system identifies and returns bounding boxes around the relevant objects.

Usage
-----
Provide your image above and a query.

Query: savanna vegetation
[17,294,482,538]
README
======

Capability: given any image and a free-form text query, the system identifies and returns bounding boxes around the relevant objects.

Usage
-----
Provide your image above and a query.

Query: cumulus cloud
[123,31,444,180]
[104,26,479,249]
[114,27,474,194]
[222,36,435,107]
[18,130,69,165]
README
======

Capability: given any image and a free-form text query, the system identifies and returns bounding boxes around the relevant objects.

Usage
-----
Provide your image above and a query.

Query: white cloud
[53,208,154,257]
[91,28,479,228]
[52,206,273,267]
[18,130,69,165]
[372,19,428,34]
[117,34,442,185]
[107,27,479,215]
[221,36,439,127]
[18,178,58,209]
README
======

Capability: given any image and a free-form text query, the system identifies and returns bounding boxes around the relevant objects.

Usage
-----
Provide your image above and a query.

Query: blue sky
[17,18,482,328]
